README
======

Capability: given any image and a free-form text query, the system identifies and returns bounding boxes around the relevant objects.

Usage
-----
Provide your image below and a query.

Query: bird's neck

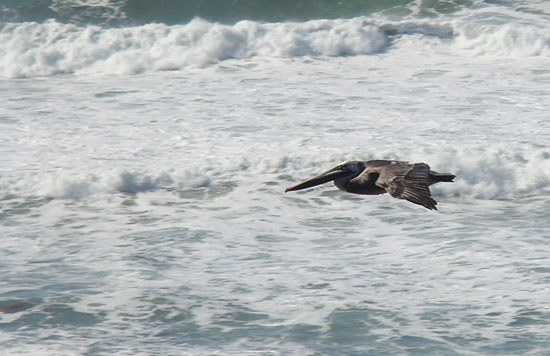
[334,177,348,192]
[337,173,386,195]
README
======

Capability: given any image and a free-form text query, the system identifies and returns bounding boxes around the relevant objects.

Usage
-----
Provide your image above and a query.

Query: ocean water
[1,1,549,355]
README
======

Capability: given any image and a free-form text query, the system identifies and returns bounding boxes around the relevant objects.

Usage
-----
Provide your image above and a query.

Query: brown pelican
[285,160,455,210]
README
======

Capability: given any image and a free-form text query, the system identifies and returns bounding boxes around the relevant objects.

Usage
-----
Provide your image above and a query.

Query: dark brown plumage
[285,160,455,210]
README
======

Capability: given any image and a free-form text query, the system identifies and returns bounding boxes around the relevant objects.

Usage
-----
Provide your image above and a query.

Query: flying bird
[285,160,455,210]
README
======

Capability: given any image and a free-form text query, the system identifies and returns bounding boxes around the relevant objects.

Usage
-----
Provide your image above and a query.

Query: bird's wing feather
[374,162,437,210]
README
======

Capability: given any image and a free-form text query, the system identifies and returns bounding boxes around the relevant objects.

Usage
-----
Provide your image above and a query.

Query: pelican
[285,160,455,210]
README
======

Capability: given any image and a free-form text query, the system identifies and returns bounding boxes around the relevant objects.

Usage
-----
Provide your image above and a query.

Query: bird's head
[284,160,365,192]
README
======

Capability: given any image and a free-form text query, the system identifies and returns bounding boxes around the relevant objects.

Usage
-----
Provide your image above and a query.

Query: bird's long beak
[285,167,349,192]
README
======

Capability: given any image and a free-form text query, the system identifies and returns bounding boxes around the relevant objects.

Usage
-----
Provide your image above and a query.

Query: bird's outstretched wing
[374,162,437,210]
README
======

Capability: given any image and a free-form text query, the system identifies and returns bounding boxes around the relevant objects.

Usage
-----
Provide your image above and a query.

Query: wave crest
[2,16,549,78]
[282,146,550,201]
[0,18,388,78]
[3,146,549,201]
[454,23,550,57]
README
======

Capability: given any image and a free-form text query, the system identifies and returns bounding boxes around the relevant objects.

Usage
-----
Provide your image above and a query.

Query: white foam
[3,144,548,201]
[407,146,550,199]
[0,18,388,78]
[2,11,549,78]
[19,167,209,199]
[281,145,550,200]
[453,23,550,57]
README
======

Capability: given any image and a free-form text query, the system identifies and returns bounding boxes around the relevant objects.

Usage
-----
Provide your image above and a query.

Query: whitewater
[1,1,549,355]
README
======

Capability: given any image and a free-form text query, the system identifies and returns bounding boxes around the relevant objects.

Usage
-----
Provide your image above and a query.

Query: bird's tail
[430,172,455,183]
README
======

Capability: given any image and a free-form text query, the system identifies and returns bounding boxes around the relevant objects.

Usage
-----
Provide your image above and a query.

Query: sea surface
[1,1,549,355]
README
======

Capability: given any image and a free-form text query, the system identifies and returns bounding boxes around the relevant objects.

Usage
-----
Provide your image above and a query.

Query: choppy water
[1,1,550,355]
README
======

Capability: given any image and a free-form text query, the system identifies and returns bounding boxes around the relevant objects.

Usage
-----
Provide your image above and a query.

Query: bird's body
[285,160,455,210]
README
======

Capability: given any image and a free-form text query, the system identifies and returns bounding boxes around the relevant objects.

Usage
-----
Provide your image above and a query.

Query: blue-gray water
[1,0,476,26]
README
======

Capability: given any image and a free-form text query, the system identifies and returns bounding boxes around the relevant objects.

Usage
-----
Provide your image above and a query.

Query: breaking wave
[2,145,549,201]
[1,14,549,78]
[0,18,389,78]
[281,145,550,201]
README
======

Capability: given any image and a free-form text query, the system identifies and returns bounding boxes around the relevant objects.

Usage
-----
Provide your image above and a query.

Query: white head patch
[341,161,360,172]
